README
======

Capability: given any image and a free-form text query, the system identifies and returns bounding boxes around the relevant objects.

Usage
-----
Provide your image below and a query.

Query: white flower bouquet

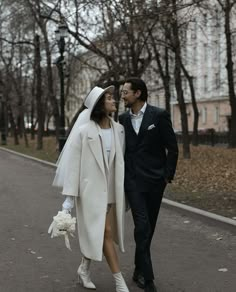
[48,210,76,251]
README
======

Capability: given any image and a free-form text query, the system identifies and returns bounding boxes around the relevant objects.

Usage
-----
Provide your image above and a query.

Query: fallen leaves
[173,145,236,193]
[218,268,228,272]
[165,145,236,218]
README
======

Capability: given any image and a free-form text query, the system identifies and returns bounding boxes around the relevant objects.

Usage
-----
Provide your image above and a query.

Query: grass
[2,135,59,163]
[2,135,236,219]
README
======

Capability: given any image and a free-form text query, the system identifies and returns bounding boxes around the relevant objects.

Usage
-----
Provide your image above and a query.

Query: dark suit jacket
[119,104,178,192]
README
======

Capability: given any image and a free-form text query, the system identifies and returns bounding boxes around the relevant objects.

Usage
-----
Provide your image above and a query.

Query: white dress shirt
[130,102,147,134]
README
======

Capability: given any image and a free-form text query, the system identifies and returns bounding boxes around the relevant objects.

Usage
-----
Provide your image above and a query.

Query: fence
[176,131,229,146]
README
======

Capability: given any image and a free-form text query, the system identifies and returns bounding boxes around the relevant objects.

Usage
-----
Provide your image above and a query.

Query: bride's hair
[90,94,107,124]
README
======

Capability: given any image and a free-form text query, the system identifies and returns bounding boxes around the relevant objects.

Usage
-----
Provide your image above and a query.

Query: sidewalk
[0,148,236,292]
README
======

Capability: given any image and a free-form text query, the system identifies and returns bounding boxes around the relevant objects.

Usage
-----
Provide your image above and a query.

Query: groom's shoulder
[119,110,129,123]
[148,105,168,118]
[148,104,164,113]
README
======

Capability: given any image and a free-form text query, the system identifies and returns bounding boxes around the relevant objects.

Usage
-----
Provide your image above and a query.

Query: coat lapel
[111,119,124,161]
[108,128,115,169]
[87,122,106,177]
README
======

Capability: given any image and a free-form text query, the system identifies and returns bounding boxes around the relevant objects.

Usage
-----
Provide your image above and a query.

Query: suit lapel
[138,104,154,138]
[124,112,137,136]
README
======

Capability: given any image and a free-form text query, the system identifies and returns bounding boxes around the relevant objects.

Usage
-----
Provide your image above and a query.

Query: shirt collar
[130,102,147,116]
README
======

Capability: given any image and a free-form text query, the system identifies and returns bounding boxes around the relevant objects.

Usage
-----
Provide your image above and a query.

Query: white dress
[100,127,115,204]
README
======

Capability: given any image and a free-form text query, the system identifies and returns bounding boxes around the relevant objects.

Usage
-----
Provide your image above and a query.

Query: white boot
[77,257,96,290]
[113,272,129,292]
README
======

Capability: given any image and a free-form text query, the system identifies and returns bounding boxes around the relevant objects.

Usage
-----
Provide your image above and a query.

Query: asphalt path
[0,149,236,292]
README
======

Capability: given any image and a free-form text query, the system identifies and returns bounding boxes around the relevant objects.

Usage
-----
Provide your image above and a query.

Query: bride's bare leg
[103,211,129,291]
[103,214,120,273]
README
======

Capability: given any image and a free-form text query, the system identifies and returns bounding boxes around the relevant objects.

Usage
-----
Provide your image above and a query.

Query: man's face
[121,82,140,108]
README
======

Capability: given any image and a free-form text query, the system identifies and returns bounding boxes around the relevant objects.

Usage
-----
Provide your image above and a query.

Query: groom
[119,78,178,292]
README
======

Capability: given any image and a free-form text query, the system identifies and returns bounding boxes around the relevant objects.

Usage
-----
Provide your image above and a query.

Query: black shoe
[144,281,157,292]
[132,269,145,289]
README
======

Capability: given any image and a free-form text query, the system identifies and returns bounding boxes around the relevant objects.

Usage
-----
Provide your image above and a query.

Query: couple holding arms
[53,77,178,292]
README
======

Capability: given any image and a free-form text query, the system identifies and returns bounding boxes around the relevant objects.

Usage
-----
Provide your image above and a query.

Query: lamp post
[0,79,6,145]
[55,21,68,152]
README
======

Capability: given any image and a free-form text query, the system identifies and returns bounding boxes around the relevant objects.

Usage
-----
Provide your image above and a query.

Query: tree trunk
[7,104,19,145]
[30,68,36,140]
[164,46,171,114]
[34,34,44,150]
[23,127,29,147]
[43,31,60,142]
[181,63,199,146]
[150,31,171,114]
[224,1,236,147]
[172,0,190,158]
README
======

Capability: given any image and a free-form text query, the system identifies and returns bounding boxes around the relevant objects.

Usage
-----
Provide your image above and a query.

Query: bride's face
[104,92,117,114]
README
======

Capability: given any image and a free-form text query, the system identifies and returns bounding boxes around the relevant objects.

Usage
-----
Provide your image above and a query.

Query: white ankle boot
[77,257,96,290]
[113,272,129,292]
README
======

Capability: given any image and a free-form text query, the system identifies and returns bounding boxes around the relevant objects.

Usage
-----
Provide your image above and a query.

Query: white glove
[62,196,74,213]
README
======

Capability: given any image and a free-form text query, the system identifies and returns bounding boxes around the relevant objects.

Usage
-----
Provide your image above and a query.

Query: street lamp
[55,21,68,152]
[0,79,6,145]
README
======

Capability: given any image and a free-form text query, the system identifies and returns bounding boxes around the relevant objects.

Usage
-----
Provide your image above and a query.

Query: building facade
[171,3,234,132]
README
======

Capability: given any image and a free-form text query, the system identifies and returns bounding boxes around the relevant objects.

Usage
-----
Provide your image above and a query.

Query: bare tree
[216,0,236,147]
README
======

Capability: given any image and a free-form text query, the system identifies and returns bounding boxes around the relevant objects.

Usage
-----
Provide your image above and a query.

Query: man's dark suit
[119,104,178,282]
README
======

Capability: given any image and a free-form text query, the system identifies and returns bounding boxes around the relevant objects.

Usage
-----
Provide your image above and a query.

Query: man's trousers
[126,180,166,281]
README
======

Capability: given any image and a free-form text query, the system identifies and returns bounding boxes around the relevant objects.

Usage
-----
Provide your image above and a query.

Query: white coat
[62,118,125,261]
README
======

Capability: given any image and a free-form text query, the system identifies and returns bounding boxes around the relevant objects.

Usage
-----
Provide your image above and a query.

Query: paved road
[0,149,236,292]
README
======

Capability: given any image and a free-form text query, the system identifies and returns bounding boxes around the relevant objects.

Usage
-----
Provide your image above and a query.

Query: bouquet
[48,210,76,251]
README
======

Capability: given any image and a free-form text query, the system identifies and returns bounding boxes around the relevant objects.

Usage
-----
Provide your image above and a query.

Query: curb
[162,198,236,229]
[0,147,56,168]
[1,146,236,229]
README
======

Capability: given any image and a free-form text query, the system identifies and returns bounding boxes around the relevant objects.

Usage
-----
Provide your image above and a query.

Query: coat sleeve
[158,110,179,182]
[120,125,125,154]
[62,133,82,197]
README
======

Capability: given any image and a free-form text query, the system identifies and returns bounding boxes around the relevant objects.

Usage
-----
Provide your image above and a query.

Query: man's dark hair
[90,94,107,124]
[125,77,148,102]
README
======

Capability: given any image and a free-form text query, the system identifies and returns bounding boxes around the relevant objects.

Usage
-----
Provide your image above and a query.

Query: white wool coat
[62,119,125,261]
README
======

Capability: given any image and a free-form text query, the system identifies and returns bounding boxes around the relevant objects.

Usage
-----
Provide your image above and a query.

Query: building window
[203,13,207,26]
[183,78,187,92]
[214,40,220,64]
[204,75,208,92]
[215,9,220,27]
[193,45,197,64]
[191,21,197,40]
[170,80,175,100]
[193,77,197,89]
[204,43,208,63]
[202,107,207,124]
[232,34,236,50]
[215,72,220,90]
[214,106,219,124]
[67,101,70,111]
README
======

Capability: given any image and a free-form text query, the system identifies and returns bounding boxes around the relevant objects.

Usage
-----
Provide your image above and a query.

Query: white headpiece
[84,85,114,110]
[52,85,115,188]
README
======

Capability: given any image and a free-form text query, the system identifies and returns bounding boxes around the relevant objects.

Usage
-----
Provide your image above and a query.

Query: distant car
[174,129,182,134]
[198,128,215,134]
